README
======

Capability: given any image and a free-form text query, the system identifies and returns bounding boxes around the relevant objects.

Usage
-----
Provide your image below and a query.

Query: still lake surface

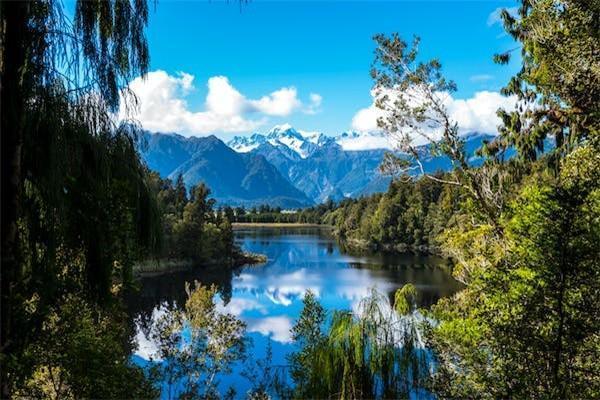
[128,226,463,398]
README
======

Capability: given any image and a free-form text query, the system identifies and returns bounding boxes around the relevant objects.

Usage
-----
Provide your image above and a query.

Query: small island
[132,175,268,277]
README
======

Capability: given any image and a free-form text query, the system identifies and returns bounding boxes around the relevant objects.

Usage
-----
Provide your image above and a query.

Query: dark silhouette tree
[1,0,154,395]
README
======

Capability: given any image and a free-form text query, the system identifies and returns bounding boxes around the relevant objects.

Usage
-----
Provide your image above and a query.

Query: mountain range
[138,125,496,208]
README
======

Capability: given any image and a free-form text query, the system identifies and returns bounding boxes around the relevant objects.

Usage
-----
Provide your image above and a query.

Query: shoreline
[133,252,267,278]
[232,222,331,228]
[338,237,442,256]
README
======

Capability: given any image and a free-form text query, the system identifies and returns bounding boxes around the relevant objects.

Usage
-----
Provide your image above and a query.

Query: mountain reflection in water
[127,226,463,398]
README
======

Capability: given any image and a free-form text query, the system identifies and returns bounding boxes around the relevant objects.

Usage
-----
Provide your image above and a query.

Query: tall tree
[1,0,153,394]
[369,1,600,396]
[492,0,600,162]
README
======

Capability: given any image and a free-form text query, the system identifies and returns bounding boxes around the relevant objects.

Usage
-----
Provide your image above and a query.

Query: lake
[128,226,463,398]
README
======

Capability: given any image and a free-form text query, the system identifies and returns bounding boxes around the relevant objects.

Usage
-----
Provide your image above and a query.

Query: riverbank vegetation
[143,173,263,273]
[225,178,461,254]
[0,0,253,396]
[288,1,600,398]
[2,0,598,398]
[322,177,459,253]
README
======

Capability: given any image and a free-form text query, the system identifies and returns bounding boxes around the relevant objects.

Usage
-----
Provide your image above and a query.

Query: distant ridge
[139,126,510,207]
[139,132,312,208]
[227,125,498,203]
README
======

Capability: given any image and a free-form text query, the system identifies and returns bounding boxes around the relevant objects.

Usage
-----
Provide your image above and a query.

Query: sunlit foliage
[286,287,429,399]
[150,283,247,400]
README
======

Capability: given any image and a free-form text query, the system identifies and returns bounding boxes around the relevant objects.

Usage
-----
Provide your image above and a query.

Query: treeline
[224,201,336,224]
[146,173,239,265]
[322,176,459,252]
[230,177,460,254]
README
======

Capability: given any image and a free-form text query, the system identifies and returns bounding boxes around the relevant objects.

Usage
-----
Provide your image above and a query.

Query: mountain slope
[139,132,312,208]
[141,126,514,208]
[239,128,499,203]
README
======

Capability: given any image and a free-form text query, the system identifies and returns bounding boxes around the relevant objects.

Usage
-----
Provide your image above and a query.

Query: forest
[1,0,599,399]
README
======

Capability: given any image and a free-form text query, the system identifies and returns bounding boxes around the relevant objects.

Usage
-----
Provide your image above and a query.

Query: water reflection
[127,226,463,396]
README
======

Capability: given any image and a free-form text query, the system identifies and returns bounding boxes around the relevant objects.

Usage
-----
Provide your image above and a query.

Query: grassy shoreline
[133,252,267,278]
[232,222,331,228]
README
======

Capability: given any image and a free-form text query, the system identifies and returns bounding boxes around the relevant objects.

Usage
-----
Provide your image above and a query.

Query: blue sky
[116,0,520,141]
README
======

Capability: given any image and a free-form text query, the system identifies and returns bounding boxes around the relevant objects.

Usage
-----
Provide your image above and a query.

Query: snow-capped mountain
[226,133,267,153]
[140,124,503,206]
[225,125,396,202]
[225,125,502,203]
[227,124,337,159]
[227,124,392,157]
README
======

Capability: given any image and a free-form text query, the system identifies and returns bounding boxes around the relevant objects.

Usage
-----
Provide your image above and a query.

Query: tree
[174,173,188,216]
[492,0,600,163]
[371,33,512,227]
[175,183,213,260]
[151,283,247,399]
[287,287,429,399]
[223,206,235,223]
[0,0,155,394]
[429,148,600,398]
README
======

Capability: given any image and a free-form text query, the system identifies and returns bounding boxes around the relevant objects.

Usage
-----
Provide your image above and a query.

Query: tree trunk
[1,1,28,396]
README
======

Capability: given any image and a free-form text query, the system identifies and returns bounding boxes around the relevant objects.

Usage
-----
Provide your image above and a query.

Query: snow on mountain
[227,125,390,156]
[227,133,267,153]
[266,125,314,158]
[228,124,330,159]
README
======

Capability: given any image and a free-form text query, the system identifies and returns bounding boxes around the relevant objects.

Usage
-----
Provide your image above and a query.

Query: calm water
[128,226,463,398]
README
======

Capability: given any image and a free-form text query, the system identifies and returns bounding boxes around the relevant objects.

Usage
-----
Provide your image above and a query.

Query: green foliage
[286,288,428,399]
[359,9,600,396]
[394,284,417,316]
[15,293,157,399]
[151,283,247,399]
[1,0,158,394]
[429,157,600,397]
[493,0,600,162]
[5,90,163,394]
[322,176,460,252]
[146,174,240,265]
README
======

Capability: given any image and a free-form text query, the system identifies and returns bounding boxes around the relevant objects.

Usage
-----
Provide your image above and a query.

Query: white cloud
[351,104,380,132]
[337,131,392,151]
[445,91,516,134]
[204,75,247,117]
[349,89,517,149]
[304,93,323,114]
[120,70,321,136]
[246,316,294,343]
[249,87,301,116]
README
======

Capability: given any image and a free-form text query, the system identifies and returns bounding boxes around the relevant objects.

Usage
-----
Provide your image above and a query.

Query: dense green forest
[321,177,458,252]
[1,0,598,398]
[229,177,458,253]
[283,1,600,398]
[0,0,241,396]
[145,172,258,268]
